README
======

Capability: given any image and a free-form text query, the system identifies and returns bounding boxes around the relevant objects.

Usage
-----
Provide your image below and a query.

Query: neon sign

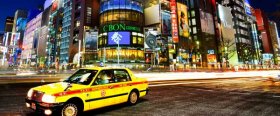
[102,23,140,32]
[170,0,179,43]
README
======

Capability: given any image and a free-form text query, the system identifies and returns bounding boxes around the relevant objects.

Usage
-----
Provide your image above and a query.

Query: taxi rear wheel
[128,91,139,105]
[61,103,80,116]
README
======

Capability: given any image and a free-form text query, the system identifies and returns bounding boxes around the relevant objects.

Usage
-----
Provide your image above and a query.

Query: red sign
[170,0,179,43]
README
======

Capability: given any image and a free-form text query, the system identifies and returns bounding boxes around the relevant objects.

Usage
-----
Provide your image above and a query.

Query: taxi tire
[61,102,81,116]
[128,91,139,105]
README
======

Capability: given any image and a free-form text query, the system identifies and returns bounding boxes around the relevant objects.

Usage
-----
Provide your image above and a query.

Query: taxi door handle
[109,86,114,89]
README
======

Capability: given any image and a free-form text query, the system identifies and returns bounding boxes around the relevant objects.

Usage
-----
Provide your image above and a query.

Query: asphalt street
[0,77,280,116]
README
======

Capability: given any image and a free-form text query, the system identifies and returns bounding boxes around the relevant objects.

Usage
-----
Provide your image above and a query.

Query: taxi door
[86,70,116,110]
[112,69,133,104]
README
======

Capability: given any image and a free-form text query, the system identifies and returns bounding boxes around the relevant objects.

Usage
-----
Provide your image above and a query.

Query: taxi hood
[32,82,88,95]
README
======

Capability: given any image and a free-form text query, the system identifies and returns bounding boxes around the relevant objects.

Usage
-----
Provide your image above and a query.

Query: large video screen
[108,32,131,45]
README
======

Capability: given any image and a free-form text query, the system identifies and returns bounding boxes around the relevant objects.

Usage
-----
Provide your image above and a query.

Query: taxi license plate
[31,103,36,110]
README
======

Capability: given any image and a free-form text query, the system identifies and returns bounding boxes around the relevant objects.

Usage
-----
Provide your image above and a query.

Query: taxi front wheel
[61,103,81,116]
[128,91,139,105]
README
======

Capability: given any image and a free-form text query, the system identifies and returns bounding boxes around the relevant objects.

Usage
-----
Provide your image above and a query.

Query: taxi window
[63,69,98,85]
[113,70,131,83]
[93,70,114,85]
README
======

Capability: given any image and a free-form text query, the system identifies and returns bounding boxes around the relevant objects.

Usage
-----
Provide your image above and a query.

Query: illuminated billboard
[170,0,179,43]
[108,32,131,45]
[200,11,215,34]
[244,0,252,15]
[177,3,189,37]
[100,0,143,13]
[161,11,172,35]
[85,31,98,52]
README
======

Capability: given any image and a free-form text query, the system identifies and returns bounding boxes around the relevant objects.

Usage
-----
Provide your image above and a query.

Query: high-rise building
[245,4,262,65]
[4,17,14,32]
[60,0,72,65]
[10,10,28,66]
[187,0,218,67]
[38,6,52,68]
[46,0,63,68]
[254,9,274,65]
[69,0,100,67]
[217,0,255,65]
[22,13,42,66]
[98,0,144,66]
[269,21,280,64]
[217,4,239,66]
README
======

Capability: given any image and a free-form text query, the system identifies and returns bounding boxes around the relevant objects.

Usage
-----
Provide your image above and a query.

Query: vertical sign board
[85,31,98,52]
[170,0,179,43]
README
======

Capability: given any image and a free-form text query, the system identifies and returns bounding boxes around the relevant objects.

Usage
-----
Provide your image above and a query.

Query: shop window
[105,37,107,45]
[138,37,144,45]
[193,27,197,34]
[131,12,138,21]
[133,36,137,44]
[126,11,131,20]
[119,12,126,20]
[113,13,119,21]
[191,10,195,17]
[107,12,112,22]
[192,19,196,25]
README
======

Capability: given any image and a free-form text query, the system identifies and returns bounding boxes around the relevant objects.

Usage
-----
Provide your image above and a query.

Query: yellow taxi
[25,67,149,115]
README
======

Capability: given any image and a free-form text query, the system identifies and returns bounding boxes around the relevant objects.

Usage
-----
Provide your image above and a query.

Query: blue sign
[108,32,131,45]
[245,0,252,15]
[100,0,143,13]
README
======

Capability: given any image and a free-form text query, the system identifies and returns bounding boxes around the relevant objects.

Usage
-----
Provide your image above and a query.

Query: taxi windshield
[63,69,98,85]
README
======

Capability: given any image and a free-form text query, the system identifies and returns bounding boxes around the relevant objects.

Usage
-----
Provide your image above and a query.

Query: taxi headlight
[42,94,56,103]
[27,89,33,98]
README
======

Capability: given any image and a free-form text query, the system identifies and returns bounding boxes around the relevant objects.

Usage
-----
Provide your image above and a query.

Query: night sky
[0,0,279,33]
[0,0,45,33]
[250,0,280,26]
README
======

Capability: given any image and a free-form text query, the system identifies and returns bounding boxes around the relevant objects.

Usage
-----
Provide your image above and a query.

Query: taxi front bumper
[25,98,64,114]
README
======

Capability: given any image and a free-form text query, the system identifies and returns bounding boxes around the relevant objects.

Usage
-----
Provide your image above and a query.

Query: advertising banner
[161,11,172,35]
[108,32,131,45]
[207,54,217,64]
[177,3,189,37]
[244,0,252,15]
[85,31,98,52]
[200,11,215,34]
[170,0,179,43]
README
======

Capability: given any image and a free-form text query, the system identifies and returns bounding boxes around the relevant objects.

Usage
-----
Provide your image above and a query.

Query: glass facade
[60,0,72,64]
[99,0,144,63]
[100,0,143,13]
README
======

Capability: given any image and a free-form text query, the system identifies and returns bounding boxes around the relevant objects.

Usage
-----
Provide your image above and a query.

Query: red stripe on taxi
[52,81,148,97]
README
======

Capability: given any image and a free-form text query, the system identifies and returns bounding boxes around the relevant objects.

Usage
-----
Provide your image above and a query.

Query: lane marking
[149,82,207,87]
[229,92,251,95]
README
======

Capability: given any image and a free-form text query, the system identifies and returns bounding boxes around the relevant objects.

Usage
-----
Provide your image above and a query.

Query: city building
[46,0,63,68]
[217,0,256,65]
[187,0,218,67]
[0,33,3,46]
[269,21,280,64]
[217,3,239,66]
[60,0,72,66]
[10,10,28,66]
[245,3,263,65]
[254,9,274,65]
[98,0,144,66]
[38,5,52,68]
[4,17,14,32]
[68,0,99,68]
[21,12,42,67]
